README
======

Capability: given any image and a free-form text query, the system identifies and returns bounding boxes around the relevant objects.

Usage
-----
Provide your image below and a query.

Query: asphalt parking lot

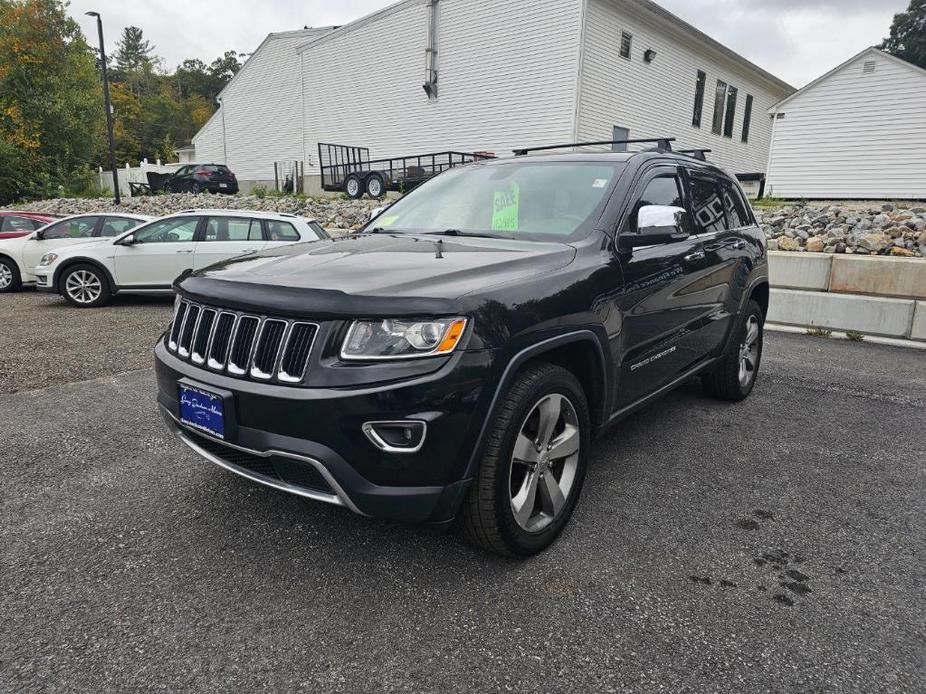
[2,292,924,693]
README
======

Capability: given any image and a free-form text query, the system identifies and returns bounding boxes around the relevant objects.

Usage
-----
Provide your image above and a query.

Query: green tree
[0,0,104,203]
[113,25,155,72]
[881,0,926,70]
[208,50,242,85]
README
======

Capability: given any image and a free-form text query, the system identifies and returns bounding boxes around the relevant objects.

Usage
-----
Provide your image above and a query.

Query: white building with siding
[192,27,335,186]
[297,0,793,189]
[766,47,926,200]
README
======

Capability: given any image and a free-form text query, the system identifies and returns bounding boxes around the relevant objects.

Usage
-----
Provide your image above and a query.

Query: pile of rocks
[759,203,926,258]
[8,193,387,230]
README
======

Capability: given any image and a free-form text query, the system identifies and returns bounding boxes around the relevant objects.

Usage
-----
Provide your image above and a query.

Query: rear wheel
[458,363,590,557]
[701,299,764,401]
[343,175,363,199]
[190,181,202,194]
[61,264,112,308]
[0,257,21,293]
[366,173,386,198]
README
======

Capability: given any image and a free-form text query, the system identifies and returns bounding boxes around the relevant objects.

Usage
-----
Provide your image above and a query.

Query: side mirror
[117,232,136,246]
[620,205,690,248]
[34,230,45,240]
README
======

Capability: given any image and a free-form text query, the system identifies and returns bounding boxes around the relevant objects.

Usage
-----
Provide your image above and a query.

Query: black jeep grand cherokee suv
[155,147,768,556]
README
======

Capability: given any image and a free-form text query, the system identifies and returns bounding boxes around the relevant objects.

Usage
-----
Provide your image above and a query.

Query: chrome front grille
[167,299,318,384]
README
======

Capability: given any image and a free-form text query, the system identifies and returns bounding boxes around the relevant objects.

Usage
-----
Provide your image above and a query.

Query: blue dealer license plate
[179,384,225,439]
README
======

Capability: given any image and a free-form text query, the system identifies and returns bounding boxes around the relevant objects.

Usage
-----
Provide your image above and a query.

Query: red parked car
[0,211,60,239]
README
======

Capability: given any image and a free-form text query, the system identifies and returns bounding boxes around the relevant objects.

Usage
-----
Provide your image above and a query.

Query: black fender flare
[53,258,118,294]
[721,273,770,354]
[462,329,609,482]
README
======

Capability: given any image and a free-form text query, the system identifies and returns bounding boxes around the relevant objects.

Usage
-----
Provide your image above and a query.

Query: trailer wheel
[366,173,386,199]
[344,175,363,199]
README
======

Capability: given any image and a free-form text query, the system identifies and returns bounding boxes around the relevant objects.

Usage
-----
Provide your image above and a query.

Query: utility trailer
[317,142,493,199]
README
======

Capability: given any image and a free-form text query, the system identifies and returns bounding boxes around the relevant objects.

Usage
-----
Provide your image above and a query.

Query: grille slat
[178,305,201,357]
[191,309,216,364]
[166,300,316,384]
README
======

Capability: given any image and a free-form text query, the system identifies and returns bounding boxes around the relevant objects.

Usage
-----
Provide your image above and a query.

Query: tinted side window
[625,175,686,234]
[1,216,39,231]
[202,217,262,242]
[42,217,99,240]
[135,217,199,244]
[99,217,143,237]
[266,220,300,241]
[720,181,752,228]
[688,176,726,233]
[308,221,328,239]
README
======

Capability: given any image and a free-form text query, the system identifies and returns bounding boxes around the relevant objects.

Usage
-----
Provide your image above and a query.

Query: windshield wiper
[425,229,506,239]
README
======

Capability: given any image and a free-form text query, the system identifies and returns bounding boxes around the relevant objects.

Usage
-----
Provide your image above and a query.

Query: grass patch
[806,326,832,338]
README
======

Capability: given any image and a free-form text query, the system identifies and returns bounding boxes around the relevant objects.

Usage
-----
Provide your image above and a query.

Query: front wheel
[343,175,363,199]
[365,173,386,198]
[701,299,764,401]
[458,363,590,557]
[61,264,112,308]
[0,257,22,293]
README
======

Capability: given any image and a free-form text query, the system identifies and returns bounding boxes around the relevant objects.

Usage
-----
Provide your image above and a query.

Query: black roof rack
[513,138,675,156]
[677,148,712,161]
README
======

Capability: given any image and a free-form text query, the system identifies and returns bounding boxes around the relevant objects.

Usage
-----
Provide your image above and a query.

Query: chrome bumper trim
[160,406,365,515]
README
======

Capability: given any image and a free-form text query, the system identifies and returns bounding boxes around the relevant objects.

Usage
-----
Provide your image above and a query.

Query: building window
[423,0,439,100]
[711,80,727,135]
[723,85,737,138]
[742,94,753,142]
[692,70,706,128]
[620,31,632,59]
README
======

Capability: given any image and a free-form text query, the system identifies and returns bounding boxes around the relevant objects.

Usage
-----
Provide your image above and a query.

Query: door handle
[729,239,746,250]
[683,249,706,263]
[176,249,193,254]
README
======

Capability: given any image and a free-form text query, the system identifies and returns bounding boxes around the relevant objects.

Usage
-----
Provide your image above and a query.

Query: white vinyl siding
[192,28,332,182]
[767,50,926,199]
[576,0,790,173]
[191,110,224,165]
[301,0,582,175]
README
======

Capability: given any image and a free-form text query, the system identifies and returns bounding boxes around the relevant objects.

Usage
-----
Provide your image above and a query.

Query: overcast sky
[68,0,907,88]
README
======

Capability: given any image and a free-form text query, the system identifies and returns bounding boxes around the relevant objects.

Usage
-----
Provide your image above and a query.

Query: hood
[52,238,116,258]
[178,233,576,318]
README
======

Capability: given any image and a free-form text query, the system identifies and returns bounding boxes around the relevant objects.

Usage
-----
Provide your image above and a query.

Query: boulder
[890,247,915,257]
[805,237,825,252]
[777,236,801,251]
[858,233,890,252]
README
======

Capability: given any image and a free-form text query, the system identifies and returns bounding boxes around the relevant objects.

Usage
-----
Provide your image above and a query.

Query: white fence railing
[98,159,183,197]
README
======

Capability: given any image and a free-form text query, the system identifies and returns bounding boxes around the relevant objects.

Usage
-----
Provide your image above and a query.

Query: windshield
[368,161,624,241]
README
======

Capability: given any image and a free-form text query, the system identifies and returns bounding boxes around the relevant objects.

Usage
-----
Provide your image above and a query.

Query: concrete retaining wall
[767,251,926,340]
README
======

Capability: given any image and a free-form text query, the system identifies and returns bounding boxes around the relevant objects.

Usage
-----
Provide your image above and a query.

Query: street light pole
[86,11,120,205]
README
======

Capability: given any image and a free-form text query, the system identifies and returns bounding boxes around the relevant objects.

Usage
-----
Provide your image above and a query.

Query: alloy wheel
[738,315,760,388]
[65,270,102,305]
[0,263,11,290]
[509,393,581,533]
[346,178,360,197]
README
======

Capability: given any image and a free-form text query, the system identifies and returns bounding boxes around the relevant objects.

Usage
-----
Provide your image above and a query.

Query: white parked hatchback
[35,209,329,307]
[0,213,152,293]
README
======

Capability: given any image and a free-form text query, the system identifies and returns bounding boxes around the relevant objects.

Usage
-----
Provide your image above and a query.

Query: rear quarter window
[266,221,301,241]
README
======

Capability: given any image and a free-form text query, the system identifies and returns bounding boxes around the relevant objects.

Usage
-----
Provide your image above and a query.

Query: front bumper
[155,340,497,524]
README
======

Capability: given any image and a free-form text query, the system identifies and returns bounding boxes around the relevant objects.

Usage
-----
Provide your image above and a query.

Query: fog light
[362,420,427,454]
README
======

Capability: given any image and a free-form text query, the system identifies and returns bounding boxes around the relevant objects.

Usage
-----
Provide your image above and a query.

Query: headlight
[341,317,468,360]
[38,253,58,266]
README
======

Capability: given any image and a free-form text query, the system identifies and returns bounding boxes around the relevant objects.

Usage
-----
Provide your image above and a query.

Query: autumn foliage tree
[0,0,104,203]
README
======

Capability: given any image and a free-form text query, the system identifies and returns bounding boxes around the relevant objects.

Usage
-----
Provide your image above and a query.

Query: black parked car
[166,164,238,194]
[155,141,768,556]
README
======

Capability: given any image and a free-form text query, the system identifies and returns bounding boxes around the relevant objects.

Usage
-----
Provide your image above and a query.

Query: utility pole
[86,12,120,204]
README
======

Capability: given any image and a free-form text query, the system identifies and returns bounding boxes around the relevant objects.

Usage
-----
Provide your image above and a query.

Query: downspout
[765,108,779,198]
[571,0,589,142]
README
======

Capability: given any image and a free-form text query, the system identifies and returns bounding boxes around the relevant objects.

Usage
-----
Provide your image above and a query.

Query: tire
[365,173,386,199]
[60,264,112,308]
[701,299,764,401]
[0,257,22,293]
[458,363,590,557]
[190,182,202,194]
[343,175,363,199]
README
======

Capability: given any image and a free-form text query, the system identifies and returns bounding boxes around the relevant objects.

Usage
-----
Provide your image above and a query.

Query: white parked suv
[35,210,329,307]
[0,213,151,293]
